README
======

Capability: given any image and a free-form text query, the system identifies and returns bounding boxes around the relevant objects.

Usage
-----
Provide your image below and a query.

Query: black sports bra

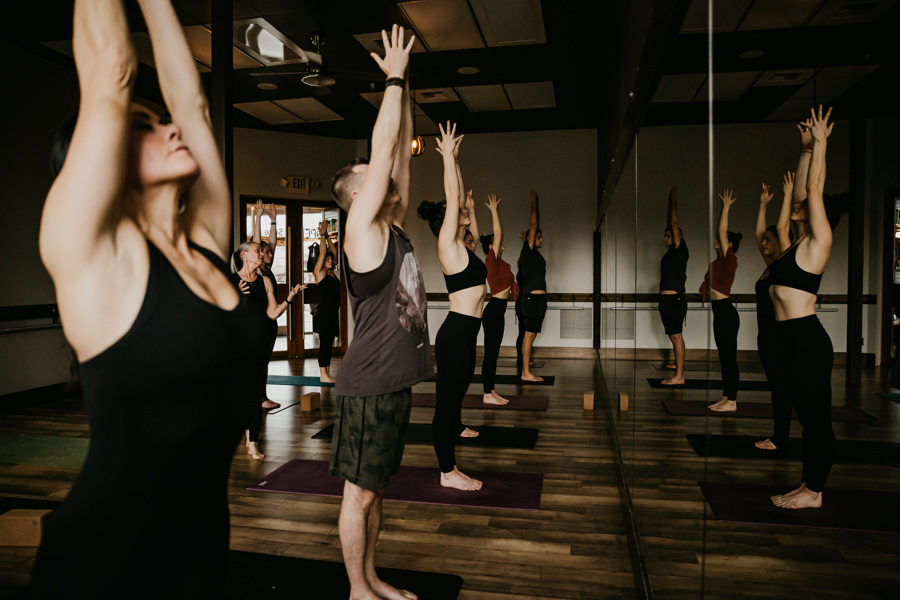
[444,247,487,294]
[766,242,822,296]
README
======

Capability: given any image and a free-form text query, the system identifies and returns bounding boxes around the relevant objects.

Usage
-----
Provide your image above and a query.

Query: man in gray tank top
[327,25,431,600]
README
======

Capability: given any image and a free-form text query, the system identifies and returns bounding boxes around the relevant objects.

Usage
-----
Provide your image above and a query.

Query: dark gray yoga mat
[662,399,876,422]
[647,378,769,391]
[426,374,555,385]
[686,434,900,466]
[313,423,539,449]
[411,393,549,411]
[651,361,764,373]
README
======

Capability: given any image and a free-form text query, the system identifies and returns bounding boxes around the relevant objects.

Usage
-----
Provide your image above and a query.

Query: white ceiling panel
[399,0,484,51]
[697,71,761,101]
[505,82,555,109]
[234,101,304,124]
[681,0,752,33]
[469,0,546,46]
[738,0,821,30]
[652,74,707,103]
[274,98,343,122]
[456,85,511,112]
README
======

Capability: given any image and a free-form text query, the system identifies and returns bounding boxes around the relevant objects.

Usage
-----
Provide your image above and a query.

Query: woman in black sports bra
[767,106,838,510]
[417,122,486,492]
[31,0,269,595]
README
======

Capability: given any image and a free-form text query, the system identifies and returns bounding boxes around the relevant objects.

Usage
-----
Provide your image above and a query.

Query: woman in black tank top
[253,200,283,410]
[32,1,270,595]
[417,122,486,492]
[313,219,342,383]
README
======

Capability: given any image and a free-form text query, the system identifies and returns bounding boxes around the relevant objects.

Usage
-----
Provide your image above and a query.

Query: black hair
[664,227,684,236]
[824,192,851,231]
[416,200,446,237]
[324,250,335,262]
[331,157,369,211]
[50,115,78,180]
[726,231,743,252]
[480,234,494,254]
[765,224,795,244]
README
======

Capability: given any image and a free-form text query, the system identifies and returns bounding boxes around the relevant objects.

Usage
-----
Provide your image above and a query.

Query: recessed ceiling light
[257,82,278,90]
[739,50,764,59]
[458,66,479,75]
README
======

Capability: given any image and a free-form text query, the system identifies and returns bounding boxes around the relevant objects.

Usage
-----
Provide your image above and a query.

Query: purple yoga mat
[412,393,548,411]
[249,459,543,511]
[662,399,875,422]
[700,481,900,533]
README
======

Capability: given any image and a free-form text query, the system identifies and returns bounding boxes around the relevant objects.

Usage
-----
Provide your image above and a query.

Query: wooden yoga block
[583,391,595,410]
[301,392,321,412]
[618,392,629,411]
[0,509,54,546]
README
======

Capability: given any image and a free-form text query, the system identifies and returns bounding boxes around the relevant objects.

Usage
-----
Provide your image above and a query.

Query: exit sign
[286,176,311,194]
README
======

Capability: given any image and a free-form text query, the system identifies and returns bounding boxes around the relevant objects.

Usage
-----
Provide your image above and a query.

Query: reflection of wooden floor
[0,356,638,599]
[603,358,899,598]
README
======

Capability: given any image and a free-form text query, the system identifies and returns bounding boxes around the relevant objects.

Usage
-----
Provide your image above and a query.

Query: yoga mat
[225,550,463,600]
[477,358,544,369]
[647,378,770,391]
[651,361,764,373]
[267,375,334,387]
[249,459,543,510]
[876,392,900,405]
[686,434,900,466]
[0,433,88,468]
[412,393,548,411]
[313,423,539,449]
[425,374,555,386]
[662,399,875,422]
[699,481,900,534]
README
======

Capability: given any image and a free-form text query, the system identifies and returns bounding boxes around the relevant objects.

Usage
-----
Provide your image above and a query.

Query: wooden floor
[2,355,898,598]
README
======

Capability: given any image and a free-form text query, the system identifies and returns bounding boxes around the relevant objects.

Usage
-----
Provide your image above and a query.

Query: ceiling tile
[696,71,761,101]
[765,96,836,121]
[456,84,511,112]
[807,0,898,26]
[505,82,555,109]
[754,68,816,87]
[790,65,880,98]
[652,74,707,103]
[234,101,304,124]
[274,97,343,122]
[681,0,752,33]
[738,0,821,30]
[399,0,484,51]
[469,0,546,47]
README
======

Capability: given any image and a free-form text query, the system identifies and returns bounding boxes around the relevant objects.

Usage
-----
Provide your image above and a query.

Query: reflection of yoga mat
[250,459,543,510]
[313,423,538,449]
[411,393,548,411]
[686,434,900,466]
[651,361,764,373]
[699,481,900,533]
[662,399,875,422]
[647,378,769,391]
[477,358,544,369]
[267,375,334,387]
[0,433,89,468]
[876,392,900,405]
[225,550,463,600]
[425,374,555,385]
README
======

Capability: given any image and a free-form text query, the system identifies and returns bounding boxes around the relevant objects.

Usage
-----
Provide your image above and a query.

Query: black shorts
[521,293,548,333]
[658,294,687,336]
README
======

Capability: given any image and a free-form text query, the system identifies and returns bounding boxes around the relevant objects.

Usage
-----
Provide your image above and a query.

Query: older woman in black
[313,219,341,383]
[768,106,837,510]
[30,0,269,595]
[417,122,486,492]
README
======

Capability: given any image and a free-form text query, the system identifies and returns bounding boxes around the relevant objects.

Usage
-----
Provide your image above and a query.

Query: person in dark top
[253,200,282,409]
[769,106,838,510]
[231,241,304,459]
[313,219,341,383]
[480,193,517,405]
[659,185,689,385]
[516,188,547,382]
[328,26,429,600]
[31,0,269,595]
[702,189,742,411]
[418,122,487,491]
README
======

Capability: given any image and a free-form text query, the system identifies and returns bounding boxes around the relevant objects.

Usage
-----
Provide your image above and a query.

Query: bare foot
[483,392,509,405]
[460,427,479,438]
[770,483,806,504]
[709,398,737,412]
[261,399,281,409]
[244,429,250,447]
[368,576,417,600]
[247,442,265,460]
[755,438,777,450]
[320,375,336,384]
[665,362,676,369]
[440,467,482,491]
[521,372,544,382]
[773,487,822,509]
[661,376,685,385]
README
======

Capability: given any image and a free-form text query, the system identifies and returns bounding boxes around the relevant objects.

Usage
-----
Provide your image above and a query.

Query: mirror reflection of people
[418,122,487,491]
[30,0,270,594]
[659,186,689,385]
[703,189,742,412]
[253,200,282,409]
[515,189,546,382]
[313,219,341,383]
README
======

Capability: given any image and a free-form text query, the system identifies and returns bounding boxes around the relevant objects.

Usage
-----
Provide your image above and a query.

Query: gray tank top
[335,225,432,397]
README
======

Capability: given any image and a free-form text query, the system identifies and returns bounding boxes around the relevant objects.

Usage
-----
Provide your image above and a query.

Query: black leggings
[711,298,740,400]
[758,326,792,452]
[318,316,338,368]
[771,315,834,492]
[481,297,508,394]
[433,311,480,473]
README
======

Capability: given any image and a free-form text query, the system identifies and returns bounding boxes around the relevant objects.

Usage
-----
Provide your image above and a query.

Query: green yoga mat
[266,375,334,387]
[0,433,88,468]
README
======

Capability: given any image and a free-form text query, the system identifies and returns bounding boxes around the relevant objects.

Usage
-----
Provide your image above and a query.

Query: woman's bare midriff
[449,284,487,318]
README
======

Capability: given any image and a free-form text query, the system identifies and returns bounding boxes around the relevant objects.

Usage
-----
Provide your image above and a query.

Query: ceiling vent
[831,2,878,18]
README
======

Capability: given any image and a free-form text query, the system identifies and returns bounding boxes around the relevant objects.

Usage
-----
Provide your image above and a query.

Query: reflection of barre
[427,303,584,311]
[607,306,839,313]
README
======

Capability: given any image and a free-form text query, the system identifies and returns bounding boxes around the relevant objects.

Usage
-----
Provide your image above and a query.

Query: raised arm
[485,194,503,256]
[313,220,329,283]
[793,117,813,207]
[344,25,414,271]
[805,106,834,250]
[391,78,413,227]
[716,188,735,252]
[777,172,794,251]
[264,277,305,320]
[526,188,540,248]
[265,203,278,249]
[667,185,682,247]
[39,0,137,279]
[465,190,479,242]
[137,0,231,257]
[252,200,263,244]
[755,183,773,258]
[436,122,465,263]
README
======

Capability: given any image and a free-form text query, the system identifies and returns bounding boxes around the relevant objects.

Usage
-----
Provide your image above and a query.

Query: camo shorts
[328,388,412,492]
